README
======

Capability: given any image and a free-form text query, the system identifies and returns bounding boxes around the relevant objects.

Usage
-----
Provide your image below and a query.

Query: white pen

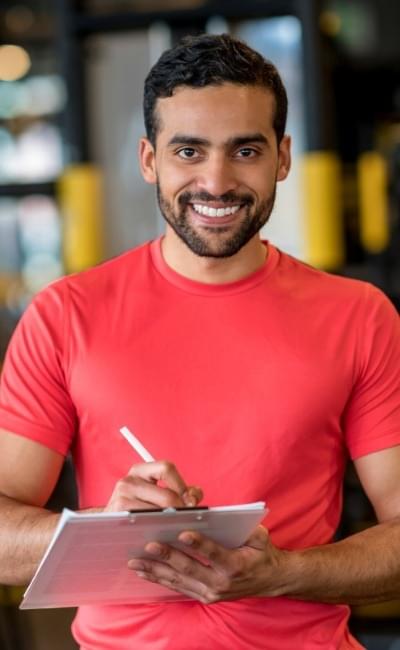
[120,426,155,463]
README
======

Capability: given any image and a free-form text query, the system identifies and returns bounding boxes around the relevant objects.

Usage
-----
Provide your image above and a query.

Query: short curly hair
[143,33,288,147]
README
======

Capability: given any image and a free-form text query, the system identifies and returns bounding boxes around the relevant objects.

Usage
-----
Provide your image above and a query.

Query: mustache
[178,191,254,206]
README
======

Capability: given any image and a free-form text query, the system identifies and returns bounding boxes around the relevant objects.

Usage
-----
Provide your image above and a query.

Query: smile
[191,203,241,218]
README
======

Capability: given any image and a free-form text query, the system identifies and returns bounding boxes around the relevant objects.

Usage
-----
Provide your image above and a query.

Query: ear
[138,137,157,184]
[277,135,291,182]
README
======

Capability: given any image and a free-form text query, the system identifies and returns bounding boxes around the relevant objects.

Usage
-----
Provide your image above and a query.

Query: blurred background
[0,0,400,648]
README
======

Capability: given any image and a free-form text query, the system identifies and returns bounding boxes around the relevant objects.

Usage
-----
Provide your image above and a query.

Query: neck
[161,228,267,284]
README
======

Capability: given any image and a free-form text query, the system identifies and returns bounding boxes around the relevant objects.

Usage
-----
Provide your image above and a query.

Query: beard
[156,183,277,258]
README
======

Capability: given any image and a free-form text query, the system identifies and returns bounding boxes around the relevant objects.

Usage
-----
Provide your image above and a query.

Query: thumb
[244,525,270,551]
[182,485,204,507]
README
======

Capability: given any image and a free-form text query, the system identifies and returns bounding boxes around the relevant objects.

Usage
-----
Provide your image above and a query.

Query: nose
[196,154,239,198]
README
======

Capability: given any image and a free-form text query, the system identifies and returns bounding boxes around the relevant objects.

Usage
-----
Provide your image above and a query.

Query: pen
[119,426,155,462]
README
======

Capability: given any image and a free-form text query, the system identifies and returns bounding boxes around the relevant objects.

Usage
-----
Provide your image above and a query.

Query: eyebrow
[167,132,269,148]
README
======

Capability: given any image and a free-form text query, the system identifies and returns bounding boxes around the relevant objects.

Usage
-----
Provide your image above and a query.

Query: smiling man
[0,34,400,650]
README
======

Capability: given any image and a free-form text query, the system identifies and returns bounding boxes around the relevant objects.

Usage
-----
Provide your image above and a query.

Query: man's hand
[105,460,203,512]
[128,525,289,603]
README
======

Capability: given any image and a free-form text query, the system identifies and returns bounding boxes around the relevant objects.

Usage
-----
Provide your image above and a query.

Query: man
[0,33,399,650]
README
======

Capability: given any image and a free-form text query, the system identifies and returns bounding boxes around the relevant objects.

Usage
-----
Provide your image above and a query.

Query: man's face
[140,83,290,258]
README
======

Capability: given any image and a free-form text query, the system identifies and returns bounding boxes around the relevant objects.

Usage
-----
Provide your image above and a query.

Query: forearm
[0,495,60,585]
[280,518,400,605]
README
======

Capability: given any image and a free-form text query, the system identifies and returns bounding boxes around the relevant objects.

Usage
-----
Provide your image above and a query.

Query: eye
[177,147,199,160]
[236,147,258,158]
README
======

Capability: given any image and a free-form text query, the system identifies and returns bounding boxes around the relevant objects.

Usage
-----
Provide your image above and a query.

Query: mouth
[192,203,241,217]
[188,202,244,226]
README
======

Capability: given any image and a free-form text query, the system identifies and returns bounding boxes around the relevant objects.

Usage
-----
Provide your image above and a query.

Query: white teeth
[192,204,240,217]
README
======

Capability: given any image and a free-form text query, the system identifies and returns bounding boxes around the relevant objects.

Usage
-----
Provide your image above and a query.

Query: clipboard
[20,502,268,609]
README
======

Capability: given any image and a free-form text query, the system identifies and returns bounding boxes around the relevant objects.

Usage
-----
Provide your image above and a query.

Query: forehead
[154,83,276,143]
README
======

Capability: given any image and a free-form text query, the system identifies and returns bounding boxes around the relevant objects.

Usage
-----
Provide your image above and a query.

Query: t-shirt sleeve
[344,284,400,459]
[0,281,76,455]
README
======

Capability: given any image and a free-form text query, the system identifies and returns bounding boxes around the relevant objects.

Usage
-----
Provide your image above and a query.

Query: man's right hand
[105,460,203,512]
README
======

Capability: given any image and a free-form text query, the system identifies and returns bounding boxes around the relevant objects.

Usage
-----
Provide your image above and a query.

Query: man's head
[139,34,291,260]
[144,33,288,149]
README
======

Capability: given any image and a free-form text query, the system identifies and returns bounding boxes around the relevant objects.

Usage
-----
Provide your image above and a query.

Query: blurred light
[0,75,66,119]
[273,17,301,47]
[239,16,302,53]
[17,122,63,181]
[22,254,63,294]
[0,45,31,82]
[323,1,377,56]
[0,128,17,182]
[18,195,63,294]
[18,195,61,256]
[5,5,35,35]
[0,82,24,118]
[23,75,67,116]
[0,120,63,183]
[319,11,342,37]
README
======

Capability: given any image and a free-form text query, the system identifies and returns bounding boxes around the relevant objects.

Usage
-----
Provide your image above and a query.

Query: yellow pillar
[357,151,389,254]
[58,164,104,273]
[302,151,344,270]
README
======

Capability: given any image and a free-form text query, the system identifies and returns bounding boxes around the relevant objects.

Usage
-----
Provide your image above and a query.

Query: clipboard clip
[128,506,209,514]
[127,506,209,523]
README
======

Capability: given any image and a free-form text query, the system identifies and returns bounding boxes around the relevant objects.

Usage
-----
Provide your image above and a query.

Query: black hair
[143,33,288,147]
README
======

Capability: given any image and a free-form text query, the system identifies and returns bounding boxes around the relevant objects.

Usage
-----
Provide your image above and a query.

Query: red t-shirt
[1,239,400,649]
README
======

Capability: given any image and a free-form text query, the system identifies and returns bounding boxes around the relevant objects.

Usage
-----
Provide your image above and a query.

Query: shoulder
[32,240,153,312]
[65,240,152,293]
[274,247,394,310]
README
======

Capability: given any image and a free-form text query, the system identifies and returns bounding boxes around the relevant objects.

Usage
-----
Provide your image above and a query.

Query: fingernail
[181,534,194,546]
[128,561,145,571]
[146,543,162,556]
[182,492,194,505]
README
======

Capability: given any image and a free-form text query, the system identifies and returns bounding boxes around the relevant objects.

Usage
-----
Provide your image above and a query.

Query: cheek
[159,169,196,200]
[249,168,277,197]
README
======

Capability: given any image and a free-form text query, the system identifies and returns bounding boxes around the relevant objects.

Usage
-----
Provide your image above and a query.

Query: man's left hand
[128,526,289,603]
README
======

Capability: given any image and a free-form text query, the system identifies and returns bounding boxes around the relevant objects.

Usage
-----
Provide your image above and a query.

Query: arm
[284,445,400,605]
[0,284,203,585]
[0,429,63,585]
[128,445,400,605]
[0,428,203,586]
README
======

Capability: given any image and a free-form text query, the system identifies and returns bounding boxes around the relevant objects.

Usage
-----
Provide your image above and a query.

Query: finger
[105,496,156,512]
[178,526,269,564]
[134,568,210,603]
[128,460,189,499]
[144,542,213,583]
[182,485,204,507]
[123,476,186,508]
[153,579,210,604]
[177,531,233,571]
[106,475,186,511]
[243,525,270,551]
[129,553,211,599]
